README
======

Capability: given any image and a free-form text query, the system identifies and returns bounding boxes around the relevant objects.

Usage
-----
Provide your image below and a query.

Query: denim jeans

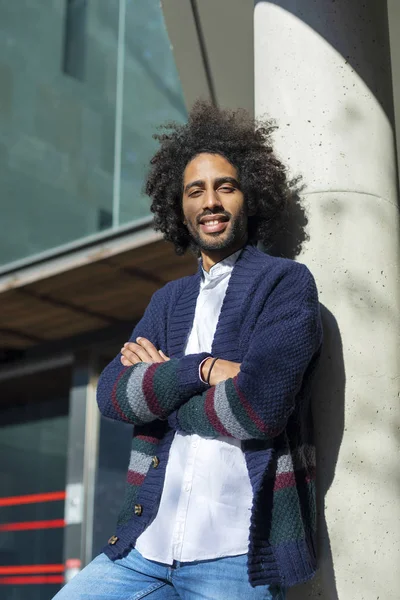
[52,549,286,600]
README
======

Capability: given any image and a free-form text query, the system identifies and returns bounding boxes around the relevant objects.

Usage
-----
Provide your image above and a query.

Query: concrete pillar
[254,1,400,599]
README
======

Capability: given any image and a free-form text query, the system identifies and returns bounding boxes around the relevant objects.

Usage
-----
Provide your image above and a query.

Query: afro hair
[145,100,301,256]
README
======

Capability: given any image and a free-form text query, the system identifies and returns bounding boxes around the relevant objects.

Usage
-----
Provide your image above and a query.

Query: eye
[219,186,234,193]
[189,189,202,197]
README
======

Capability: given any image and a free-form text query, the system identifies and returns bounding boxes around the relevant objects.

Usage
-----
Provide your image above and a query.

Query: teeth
[205,220,220,226]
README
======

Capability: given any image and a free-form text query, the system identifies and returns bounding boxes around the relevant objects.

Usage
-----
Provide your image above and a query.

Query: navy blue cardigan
[98,245,323,588]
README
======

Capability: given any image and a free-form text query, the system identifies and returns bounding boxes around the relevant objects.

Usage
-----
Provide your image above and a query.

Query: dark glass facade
[0,3,188,597]
[0,368,71,599]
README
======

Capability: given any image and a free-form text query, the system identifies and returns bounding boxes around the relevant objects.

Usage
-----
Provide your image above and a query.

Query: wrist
[208,359,241,386]
[179,353,212,396]
[206,357,219,385]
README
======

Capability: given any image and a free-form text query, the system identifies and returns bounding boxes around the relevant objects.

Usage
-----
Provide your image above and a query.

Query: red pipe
[0,519,65,532]
[0,575,64,585]
[0,565,64,575]
[0,491,66,507]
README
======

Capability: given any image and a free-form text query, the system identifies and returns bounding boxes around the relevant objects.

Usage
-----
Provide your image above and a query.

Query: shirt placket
[171,436,200,561]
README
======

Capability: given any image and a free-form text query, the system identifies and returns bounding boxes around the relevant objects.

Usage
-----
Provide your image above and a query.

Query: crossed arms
[96,266,322,441]
[119,339,240,387]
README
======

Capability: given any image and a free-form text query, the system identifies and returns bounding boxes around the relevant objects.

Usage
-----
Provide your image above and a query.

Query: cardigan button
[152,456,160,468]
[108,535,118,545]
[134,504,143,516]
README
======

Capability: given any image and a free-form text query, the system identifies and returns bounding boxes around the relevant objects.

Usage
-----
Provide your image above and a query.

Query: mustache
[196,209,231,224]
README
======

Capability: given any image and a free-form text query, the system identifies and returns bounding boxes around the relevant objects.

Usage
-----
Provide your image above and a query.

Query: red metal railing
[0,491,66,507]
[0,491,67,585]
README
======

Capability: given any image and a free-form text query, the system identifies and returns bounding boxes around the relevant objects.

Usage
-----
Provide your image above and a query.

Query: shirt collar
[201,248,243,282]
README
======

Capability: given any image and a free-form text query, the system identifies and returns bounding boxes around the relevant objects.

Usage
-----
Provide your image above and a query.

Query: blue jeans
[52,549,286,600]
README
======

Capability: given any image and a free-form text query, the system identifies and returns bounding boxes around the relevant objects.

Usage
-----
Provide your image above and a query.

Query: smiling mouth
[199,215,229,234]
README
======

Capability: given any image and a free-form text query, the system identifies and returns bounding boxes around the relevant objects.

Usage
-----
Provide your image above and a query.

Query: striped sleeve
[175,266,323,440]
[96,278,211,424]
[99,355,209,425]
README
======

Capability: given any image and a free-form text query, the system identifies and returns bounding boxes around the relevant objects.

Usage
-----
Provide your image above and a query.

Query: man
[55,101,322,599]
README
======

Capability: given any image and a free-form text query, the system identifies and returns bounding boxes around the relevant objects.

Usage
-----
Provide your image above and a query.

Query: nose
[202,188,223,211]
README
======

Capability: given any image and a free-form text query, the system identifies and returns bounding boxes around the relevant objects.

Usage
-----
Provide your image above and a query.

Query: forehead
[183,153,237,184]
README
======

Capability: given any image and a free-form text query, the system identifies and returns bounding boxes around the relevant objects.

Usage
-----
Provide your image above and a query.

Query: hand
[120,337,170,367]
[201,358,241,386]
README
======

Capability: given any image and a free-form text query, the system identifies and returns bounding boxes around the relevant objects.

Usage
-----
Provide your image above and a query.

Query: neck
[200,238,248,272]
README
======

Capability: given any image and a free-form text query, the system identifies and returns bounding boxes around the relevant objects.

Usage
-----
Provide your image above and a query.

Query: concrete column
[254,1,400,599]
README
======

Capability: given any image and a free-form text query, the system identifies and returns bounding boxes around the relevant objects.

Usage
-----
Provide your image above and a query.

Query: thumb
[159,350,170,361]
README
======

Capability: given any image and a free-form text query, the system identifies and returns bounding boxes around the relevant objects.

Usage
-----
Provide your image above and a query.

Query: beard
[186,207,248,252]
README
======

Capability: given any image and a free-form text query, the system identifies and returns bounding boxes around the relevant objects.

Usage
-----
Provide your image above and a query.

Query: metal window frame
[63,352,101,581]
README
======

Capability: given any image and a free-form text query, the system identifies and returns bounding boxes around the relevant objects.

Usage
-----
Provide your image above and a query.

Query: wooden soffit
[0,235,196,354]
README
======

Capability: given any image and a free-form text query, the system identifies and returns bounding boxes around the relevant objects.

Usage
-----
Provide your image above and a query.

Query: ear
[181,206,187,226]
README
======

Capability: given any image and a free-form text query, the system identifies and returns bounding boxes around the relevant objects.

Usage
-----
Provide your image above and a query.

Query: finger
[121,355,134,367]
[123,342,153,363]
[159,350,170,362]
[121,346,145,364]
[136,337,163,362]
[121,349,141,364]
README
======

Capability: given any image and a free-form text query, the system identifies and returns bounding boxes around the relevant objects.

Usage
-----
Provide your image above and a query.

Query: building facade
[0,2,194,599]
[0,2,399,600]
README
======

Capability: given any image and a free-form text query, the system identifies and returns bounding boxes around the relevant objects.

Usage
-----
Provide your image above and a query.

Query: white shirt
[135,250,253,564]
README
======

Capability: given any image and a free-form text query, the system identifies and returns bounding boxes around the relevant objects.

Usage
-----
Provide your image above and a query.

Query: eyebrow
[184,176,241,194]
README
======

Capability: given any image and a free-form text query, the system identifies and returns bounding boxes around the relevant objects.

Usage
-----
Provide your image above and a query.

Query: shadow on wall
[269,199,346,599]
[267,180,309,260]
[288,307,345,600]
[256,0,394,123]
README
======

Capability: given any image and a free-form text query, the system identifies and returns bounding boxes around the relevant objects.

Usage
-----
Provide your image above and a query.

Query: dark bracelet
[206,357,219,385]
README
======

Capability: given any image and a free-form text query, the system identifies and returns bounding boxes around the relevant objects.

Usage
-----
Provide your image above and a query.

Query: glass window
[62,0,88,82]
[0,0,186,269]
[117,0,187,226]
[0,368,70,599]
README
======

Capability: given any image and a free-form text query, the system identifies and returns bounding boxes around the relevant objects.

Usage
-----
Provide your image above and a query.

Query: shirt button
[134,504,143,516]
[108,535,118,545]
[184,484,191,492]
[152,456,160,468]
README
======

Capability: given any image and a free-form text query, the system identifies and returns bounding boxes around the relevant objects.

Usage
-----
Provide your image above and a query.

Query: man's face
[182,153,248,252]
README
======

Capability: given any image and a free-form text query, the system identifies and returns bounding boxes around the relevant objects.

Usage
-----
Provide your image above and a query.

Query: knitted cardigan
[97,245,323,588]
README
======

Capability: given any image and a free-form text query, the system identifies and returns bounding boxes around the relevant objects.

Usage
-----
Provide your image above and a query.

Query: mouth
[198,215,229,234]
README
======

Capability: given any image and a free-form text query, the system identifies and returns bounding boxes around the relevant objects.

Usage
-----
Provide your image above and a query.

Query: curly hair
[145,100,298,256]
